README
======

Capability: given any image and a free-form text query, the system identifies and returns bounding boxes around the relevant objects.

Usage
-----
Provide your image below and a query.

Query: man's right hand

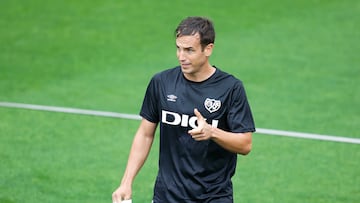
[112,185,132,203]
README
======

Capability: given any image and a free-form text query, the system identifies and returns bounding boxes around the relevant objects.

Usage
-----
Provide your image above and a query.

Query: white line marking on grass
[1,101,359,144]
[255,128,360,144]
[0,101,141,120]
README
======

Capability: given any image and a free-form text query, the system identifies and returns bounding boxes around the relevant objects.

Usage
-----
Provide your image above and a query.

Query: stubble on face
[176,34,214,82]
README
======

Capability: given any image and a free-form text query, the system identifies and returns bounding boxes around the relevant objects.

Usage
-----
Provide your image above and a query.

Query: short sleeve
[227,82,256,133]
[140,76,160,123]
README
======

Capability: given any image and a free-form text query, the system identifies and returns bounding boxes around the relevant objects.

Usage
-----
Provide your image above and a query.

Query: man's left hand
[188,108,213,141]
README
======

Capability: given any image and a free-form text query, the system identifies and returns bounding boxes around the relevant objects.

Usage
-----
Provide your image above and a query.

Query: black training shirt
[140,66,255,202]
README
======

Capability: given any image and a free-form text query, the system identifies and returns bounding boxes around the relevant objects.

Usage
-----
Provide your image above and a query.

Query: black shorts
[153,194,233,203]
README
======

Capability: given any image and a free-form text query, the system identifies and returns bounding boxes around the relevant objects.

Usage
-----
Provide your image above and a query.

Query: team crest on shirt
[204,98,221,113]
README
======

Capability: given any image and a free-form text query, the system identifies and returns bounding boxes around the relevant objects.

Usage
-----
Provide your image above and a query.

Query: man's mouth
[181,63,191,67]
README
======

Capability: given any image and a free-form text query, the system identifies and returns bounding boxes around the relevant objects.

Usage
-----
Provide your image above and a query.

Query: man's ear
[204,43,214,57]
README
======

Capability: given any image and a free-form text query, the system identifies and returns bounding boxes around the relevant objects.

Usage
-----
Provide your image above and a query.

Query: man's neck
[183,64,216,82]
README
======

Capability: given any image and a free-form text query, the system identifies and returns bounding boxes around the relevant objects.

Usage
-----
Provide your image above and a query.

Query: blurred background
[1,0,359,202]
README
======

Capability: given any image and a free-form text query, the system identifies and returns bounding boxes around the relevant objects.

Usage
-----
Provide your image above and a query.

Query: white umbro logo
[204,98,221,113]
[167,94,178,102]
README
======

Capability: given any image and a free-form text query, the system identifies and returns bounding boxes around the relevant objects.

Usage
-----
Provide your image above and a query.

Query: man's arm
[188,109,252,155]
[112,118,157,203]
[208,128,252,155]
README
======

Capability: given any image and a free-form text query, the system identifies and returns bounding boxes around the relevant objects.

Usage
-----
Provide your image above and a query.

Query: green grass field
[1,0,359,202]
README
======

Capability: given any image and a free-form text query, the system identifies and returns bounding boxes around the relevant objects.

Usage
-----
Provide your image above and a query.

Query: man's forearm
[210,128,252,155]
[121,132,154,186]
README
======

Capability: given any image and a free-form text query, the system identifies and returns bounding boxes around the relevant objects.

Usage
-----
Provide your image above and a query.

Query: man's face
[176,33,213,76]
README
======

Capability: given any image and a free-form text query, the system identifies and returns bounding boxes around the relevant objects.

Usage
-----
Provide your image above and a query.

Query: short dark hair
[175,16,215,49]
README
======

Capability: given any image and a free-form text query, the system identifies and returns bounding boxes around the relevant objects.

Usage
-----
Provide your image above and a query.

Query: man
[112,16,255,203]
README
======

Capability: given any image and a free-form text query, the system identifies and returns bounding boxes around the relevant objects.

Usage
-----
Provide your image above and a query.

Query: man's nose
[177,50,185,61]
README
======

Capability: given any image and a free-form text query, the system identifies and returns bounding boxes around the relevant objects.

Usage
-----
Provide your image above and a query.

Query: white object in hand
[122,200,132,203]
